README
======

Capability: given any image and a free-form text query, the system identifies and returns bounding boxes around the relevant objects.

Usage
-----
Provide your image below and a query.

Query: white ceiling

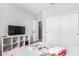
[16,3,79,15]
[44,3,79,17]
[16,3,53,14]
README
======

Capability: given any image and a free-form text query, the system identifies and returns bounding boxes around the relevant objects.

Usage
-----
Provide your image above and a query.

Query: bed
[14,42,66,56]
[14,47,38,56]
[66,46,79,56]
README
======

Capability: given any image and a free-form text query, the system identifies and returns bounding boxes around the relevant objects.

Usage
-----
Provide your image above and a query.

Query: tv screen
[8,25,25,35]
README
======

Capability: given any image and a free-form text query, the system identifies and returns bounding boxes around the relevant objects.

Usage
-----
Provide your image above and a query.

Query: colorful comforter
[28,42,66,56]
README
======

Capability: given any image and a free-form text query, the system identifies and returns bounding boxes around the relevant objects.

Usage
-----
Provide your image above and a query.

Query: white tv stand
[0,35,30,56]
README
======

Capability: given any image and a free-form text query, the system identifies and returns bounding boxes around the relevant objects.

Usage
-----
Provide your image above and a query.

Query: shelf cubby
[0,35,29,56]
[3,38,11,45]
[13,37,18,43]
[3,45,11,52]
[13,43,18,49]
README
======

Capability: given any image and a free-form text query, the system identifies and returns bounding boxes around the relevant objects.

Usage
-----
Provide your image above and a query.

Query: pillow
[47,47,66,56]
[58,48,66,56]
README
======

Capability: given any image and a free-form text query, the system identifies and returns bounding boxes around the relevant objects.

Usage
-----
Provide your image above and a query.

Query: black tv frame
[8,25,25,35]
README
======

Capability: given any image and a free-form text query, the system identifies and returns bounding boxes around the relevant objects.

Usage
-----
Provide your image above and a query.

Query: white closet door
[60,13,79,47]
[33,20,38,42]
[46,17,59,47]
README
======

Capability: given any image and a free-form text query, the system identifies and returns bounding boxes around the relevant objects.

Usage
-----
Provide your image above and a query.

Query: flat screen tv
[8,25,25,35]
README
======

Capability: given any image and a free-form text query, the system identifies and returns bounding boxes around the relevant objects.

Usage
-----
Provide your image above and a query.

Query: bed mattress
[14,42,66,56]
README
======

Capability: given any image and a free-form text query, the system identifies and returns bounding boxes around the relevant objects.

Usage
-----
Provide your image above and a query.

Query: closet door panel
[60,13,79,46]
[46,17,59,47]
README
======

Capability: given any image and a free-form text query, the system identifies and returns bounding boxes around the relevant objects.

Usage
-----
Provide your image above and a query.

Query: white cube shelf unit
[0,35,30,56]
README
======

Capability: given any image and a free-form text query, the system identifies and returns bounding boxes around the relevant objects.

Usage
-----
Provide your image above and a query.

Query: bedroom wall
[0,3,36,37]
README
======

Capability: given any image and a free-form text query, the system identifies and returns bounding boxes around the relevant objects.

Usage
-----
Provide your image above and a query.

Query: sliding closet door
[46,17,60,47]
[60,13,79,47]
